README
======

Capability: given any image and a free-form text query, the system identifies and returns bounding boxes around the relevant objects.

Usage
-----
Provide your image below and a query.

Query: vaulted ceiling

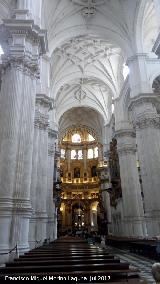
[41,0,158,130]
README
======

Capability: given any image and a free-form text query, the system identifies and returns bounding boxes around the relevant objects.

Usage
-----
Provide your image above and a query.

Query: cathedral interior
[0,0,160,282]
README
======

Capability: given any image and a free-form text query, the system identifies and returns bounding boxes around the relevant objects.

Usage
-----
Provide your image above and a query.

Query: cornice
[115,128,136,139]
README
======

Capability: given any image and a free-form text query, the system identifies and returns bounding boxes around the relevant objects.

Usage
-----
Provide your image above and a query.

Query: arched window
[78,150,83,159]
[61,149,65,159]
[94,147,98,158]
[88,134,95,141]
[71,150,77,159]
[72,133,81,143]
[88,148,93,159]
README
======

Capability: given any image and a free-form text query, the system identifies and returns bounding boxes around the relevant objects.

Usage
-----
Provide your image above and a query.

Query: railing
[61,177,98,184]
[0,244,18,256]
[28,240,42,248]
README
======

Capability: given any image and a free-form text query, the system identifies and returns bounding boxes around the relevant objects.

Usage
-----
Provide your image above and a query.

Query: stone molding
[115,129,136,139]
[48,143,55,157]
[117,146,136,156]
[0,18,48,78]
[115,129,136,156]
[34,109,49,130]
[12,198,32,217]
[152,31,160,57]
[0,198,13,215]
[128,93,159,111]
[126,53,148,65]
[128,93,160,129]
[135,115,160,130]
[36,94,53,110]
[48,128,58,139]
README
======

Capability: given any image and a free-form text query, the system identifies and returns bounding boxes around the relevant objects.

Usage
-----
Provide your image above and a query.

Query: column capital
[128,93,159,111]
[128,93,160,129]
[0,18,48,77]
[115,129,136,156]
[36,94,54,111]
[48,128,58,139]
[134,114,160,130]
[126,53,148,65]
[115,129,136,139]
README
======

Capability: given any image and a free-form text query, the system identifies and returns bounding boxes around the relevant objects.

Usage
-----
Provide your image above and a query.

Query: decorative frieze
[135,115,160,130]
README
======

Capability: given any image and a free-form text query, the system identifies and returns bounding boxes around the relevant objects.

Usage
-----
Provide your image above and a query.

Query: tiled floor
[99,245,156,284]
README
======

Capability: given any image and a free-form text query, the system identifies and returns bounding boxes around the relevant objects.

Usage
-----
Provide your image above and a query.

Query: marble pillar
[127,54,152,98]
[116,128,146,237]
[0,17,47,260]
[129,95,160,236]
[29,95,53,247]
[47,128,58,241]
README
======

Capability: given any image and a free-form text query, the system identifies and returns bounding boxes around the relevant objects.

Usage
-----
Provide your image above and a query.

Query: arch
[59,124,101,144]
[152,74,160,93]
[135,0,147,52]
[135,0,159,53]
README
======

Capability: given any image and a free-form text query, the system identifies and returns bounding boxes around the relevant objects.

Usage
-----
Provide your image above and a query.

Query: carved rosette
[0,18,48,78]
[71,0,105,18]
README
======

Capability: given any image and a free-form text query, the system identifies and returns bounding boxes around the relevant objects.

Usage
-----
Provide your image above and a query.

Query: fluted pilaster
[116,128,146,237]
[47,128,58,241]
[0,16,47,260]
[129,94,160,236]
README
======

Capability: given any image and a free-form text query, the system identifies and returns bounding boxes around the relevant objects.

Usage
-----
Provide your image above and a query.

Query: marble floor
[97,244,156,284]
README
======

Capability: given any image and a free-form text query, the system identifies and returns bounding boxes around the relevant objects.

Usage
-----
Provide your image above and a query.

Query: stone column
[28,122,39,249]
[47,128,58,241]
[83,146,88,171]
[116,128,146,237]
[0,17,47,259]
[102,142,112,233]
[66,148,71,172]
[29,95,52,248]
[153,0,160,27]
[129,95,160,236]
[127,54,152,98]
